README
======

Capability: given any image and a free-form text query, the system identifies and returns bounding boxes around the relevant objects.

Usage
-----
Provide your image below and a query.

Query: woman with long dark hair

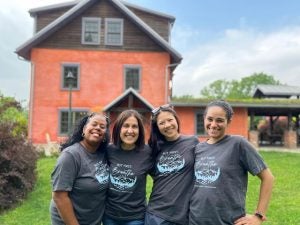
[50,113,110,225]
[145,105,199,225]
[103,109,152,225]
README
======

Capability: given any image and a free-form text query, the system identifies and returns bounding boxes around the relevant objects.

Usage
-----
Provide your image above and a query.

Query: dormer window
[82,17,101,45]
[105,18,123,46]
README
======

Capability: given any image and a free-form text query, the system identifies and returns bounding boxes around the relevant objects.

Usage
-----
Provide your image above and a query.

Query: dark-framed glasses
[151,104,173,116]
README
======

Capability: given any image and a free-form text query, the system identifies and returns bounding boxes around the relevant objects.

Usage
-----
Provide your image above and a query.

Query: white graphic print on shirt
[194,156,220,187]
[94,161,109,185]
[110,163,137,191]
[157,151,185,175]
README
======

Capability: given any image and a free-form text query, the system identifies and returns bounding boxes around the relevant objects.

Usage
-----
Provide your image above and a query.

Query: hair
[112,109,145,150]
[204,100,234,121]
[148,106,180,157]
[60,112,110,152]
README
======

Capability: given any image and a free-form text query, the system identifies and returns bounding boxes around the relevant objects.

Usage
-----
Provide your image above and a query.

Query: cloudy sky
[2,0,300,102]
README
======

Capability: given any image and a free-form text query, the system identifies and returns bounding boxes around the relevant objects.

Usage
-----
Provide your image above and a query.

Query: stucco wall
[30,48,170,143]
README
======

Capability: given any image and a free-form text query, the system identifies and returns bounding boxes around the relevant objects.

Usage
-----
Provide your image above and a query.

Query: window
[124,66,141,91]
[82,17,101,45]
[61,64,80,90]
[105,18,123,46]
[196,110,205,135]
[59,109,88,135]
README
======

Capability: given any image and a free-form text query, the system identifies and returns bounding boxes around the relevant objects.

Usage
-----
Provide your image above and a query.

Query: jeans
[144,212,180,225]
[102,214,144,225]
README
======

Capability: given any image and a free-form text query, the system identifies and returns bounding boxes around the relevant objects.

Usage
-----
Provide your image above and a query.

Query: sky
[2,0,300,103]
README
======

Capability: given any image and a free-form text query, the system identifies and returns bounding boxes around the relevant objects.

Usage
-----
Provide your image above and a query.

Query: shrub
[0,122,38,213]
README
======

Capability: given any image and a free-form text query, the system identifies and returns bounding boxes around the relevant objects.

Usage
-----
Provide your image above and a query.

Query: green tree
[201,72,281,99]
[0,94,28,136]
[200,79,232,99]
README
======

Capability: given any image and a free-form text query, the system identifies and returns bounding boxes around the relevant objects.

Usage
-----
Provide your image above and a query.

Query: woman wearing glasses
[50,113,110,225]
[103,110,153,225]
[145,105,199,225]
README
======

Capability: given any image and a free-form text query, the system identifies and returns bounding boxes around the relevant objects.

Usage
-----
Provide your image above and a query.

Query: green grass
[0,157,55,225]
[0,151,299,225]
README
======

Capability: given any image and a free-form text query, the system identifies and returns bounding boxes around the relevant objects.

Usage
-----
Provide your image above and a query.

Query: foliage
[0,94,28,136]
[1,151,300,225]
[200,72,281,99]
[0,123,38,213]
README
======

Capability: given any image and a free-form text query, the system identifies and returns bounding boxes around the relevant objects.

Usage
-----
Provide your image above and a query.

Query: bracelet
[254,211,267,221]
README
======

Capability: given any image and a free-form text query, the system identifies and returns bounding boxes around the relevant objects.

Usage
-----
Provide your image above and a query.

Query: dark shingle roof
[16,0,182,63]
[253,85,300,98]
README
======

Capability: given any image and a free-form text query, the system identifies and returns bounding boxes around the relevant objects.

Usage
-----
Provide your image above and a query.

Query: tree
[0,94,28,136]
[200,72,281,99]
[200,79,232,99]
[0,93,37,213]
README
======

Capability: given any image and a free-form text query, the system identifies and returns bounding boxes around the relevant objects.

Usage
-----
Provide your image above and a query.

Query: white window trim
[82,17,101,45]
[105,18,124,46]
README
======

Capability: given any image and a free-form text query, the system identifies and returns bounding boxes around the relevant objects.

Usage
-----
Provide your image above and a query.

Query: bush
[0,122,38,213]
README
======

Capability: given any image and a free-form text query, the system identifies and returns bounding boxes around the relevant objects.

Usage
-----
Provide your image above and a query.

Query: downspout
[165,63,180,103]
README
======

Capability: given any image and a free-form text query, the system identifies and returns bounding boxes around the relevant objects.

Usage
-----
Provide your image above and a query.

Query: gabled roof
[16,0,182,63]
[29,0,176,22]
[253,84,300,98]
[103,87,154,111]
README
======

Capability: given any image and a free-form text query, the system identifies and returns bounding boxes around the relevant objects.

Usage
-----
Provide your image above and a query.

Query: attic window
[105,18,123,46]
[82,17,101,45]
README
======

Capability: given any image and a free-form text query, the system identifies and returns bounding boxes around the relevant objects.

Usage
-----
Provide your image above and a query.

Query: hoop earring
[82,132,85,137]
[102,137,106,143]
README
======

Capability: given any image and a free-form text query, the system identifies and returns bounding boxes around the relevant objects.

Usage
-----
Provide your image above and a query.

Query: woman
[50,113,110,225]
[103,109,153,225]
[189,100,274,225]
[145,105,199,225]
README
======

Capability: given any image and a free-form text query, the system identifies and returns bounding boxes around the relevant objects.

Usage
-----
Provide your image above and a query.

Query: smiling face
[120,116,139,150]
[204,106,230,144]
[81,114,107,151]
[156,111,179,141]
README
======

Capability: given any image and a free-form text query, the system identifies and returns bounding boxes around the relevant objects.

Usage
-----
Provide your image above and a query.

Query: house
[16,0,300,149]
[16,0,181,144]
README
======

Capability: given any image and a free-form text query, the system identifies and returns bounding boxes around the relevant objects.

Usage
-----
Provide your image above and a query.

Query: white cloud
[172,26,300,97]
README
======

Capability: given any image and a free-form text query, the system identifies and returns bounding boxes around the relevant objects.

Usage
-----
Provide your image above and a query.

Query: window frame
[104,18,124,46]
[61,63,80,90]
[123,65,141,92]
[58,108,89,136]
[82,17,101,45]
[195,109,206,135]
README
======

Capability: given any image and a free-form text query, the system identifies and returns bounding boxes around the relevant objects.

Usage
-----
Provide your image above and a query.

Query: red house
[16,0,300,149]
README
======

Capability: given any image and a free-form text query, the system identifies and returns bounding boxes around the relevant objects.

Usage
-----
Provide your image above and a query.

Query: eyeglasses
[151,104,173,116]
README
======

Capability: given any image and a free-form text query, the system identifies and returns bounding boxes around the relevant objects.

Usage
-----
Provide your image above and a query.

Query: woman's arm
[234,168,274,225]
[255,168,274,216]
[53,191,80,225]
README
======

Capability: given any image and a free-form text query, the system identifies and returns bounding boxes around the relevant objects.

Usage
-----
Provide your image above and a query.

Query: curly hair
[60,113,110,152]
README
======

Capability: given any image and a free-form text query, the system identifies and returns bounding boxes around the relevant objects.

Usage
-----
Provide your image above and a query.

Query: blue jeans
[102,214,144,225]
[144,212,180,225]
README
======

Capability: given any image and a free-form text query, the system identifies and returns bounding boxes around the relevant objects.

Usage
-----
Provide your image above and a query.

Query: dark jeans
[144,212,181,225]
[102,214,144,225]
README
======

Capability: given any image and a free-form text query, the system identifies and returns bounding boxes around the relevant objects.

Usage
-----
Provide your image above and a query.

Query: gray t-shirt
[50,142,109,225]
[147,135,199,225]
[189,135,267,225]
[105,144,153,220]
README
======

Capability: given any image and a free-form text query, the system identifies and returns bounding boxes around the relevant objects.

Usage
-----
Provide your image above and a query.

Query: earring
[102,137,106,143]
[82,132,85,137]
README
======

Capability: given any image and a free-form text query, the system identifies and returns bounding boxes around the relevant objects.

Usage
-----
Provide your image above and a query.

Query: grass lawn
[0,151,299,225]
